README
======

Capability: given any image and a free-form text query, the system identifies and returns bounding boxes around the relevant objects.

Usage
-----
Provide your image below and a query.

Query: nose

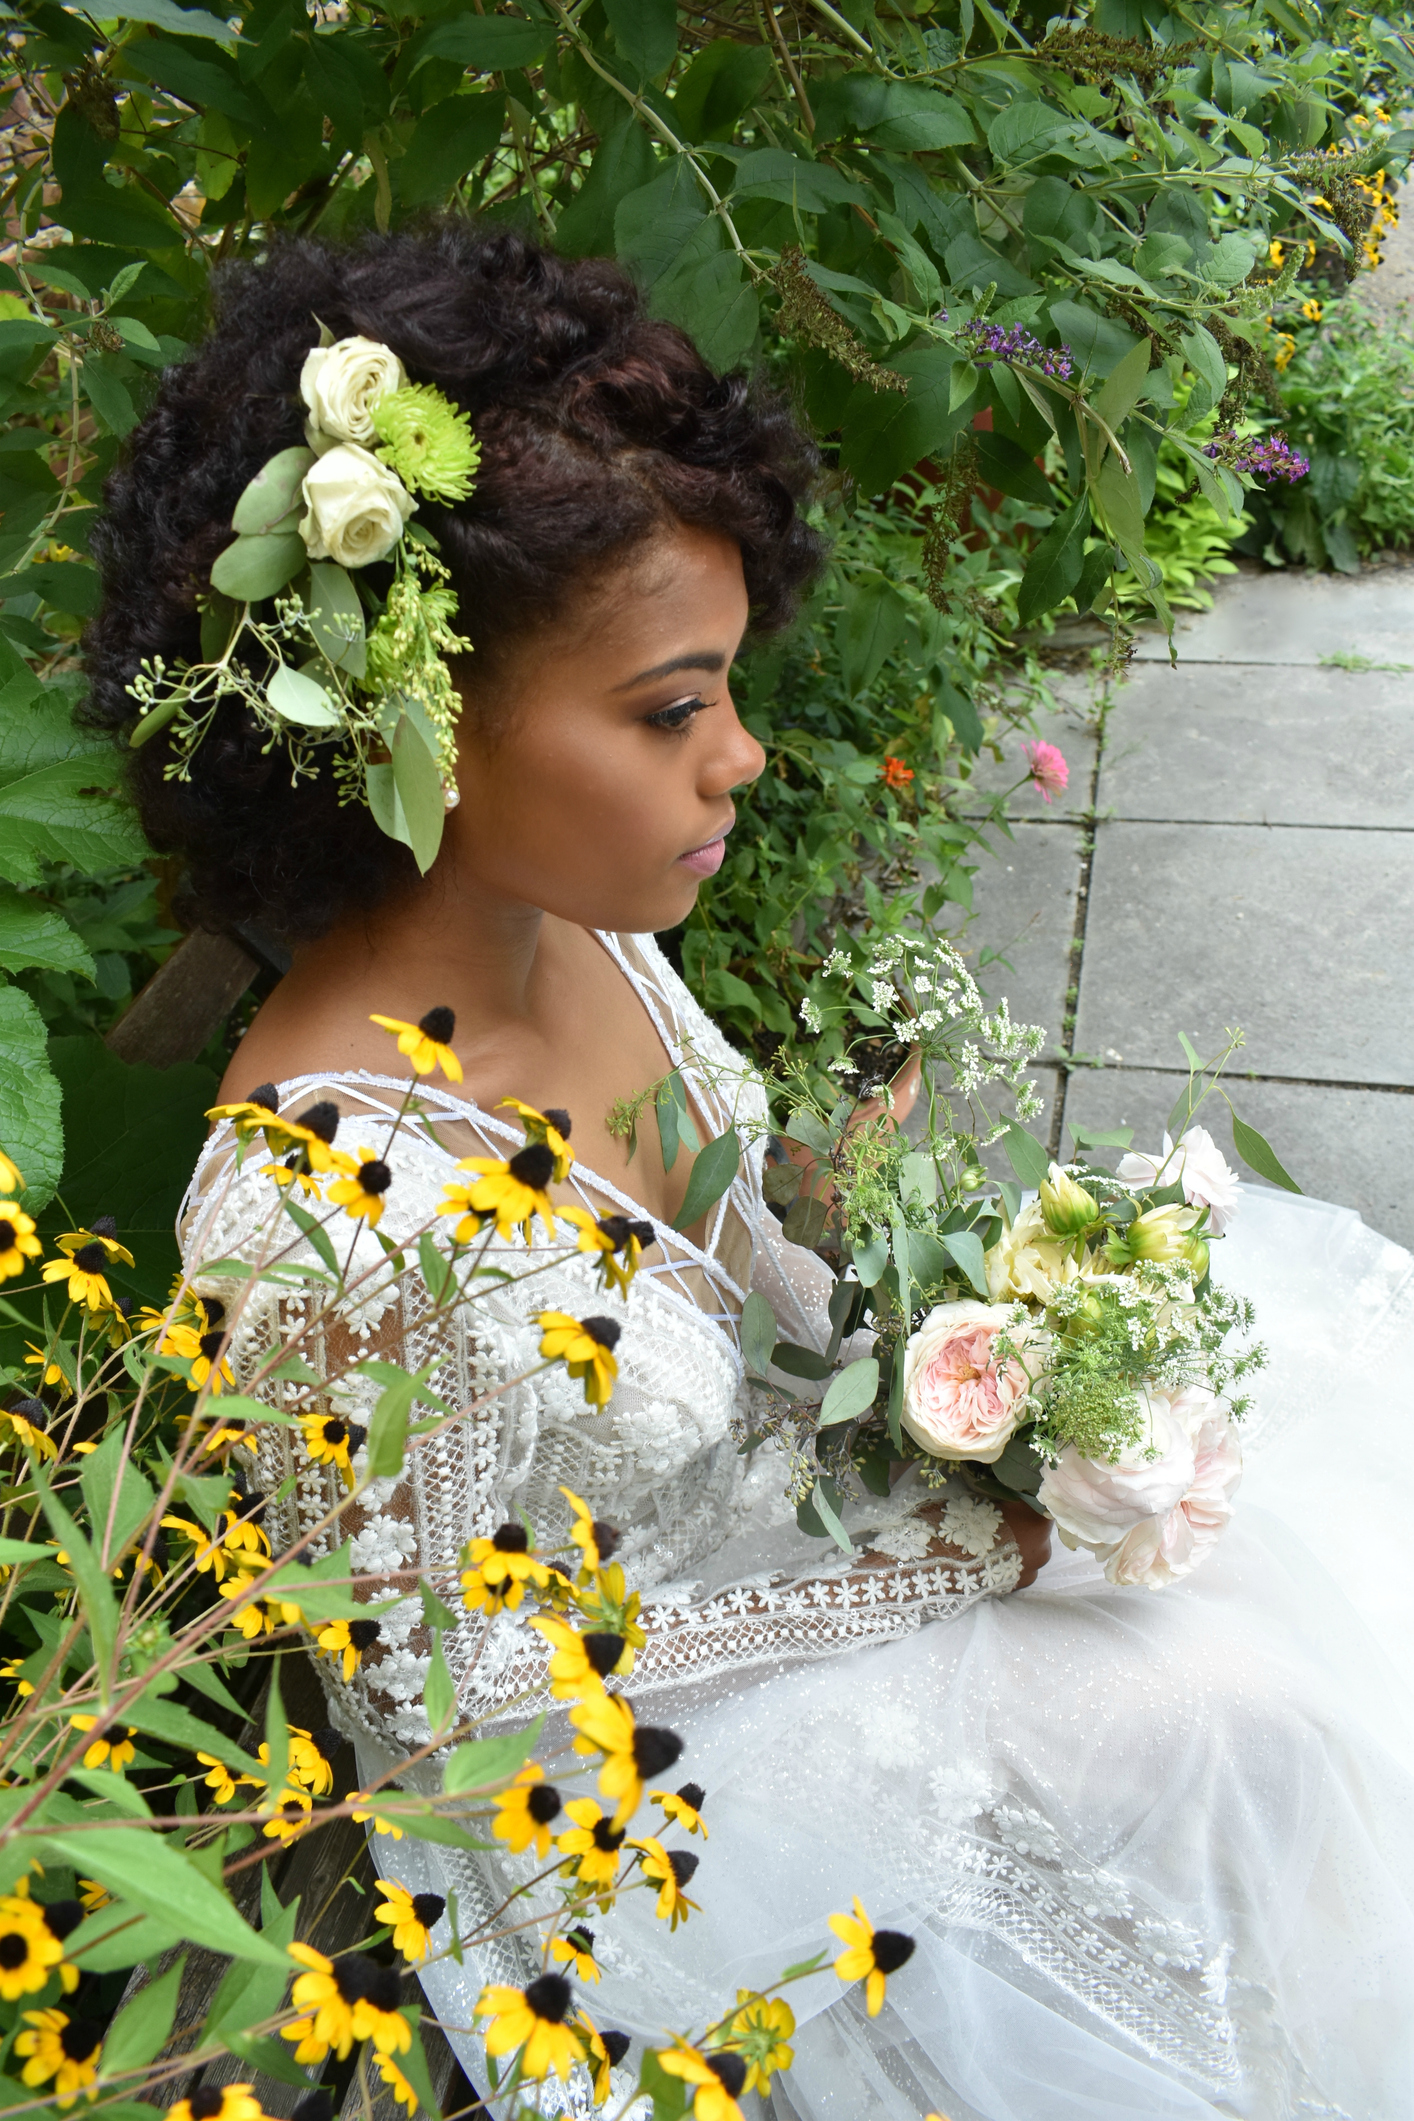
[708,685,765,794]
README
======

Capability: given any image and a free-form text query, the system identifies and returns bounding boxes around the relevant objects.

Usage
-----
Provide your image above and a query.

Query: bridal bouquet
[739,938,1289,1591]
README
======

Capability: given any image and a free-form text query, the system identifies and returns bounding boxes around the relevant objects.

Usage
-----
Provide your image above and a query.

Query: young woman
[86,224,1414,2120]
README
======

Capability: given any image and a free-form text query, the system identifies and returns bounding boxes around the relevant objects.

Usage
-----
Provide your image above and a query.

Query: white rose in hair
[300,334,407,446]
[299,444,414,569]
[1038,1384,1242,1589]
[900,1300,1039,1464]
[1116,1125,1241,1235]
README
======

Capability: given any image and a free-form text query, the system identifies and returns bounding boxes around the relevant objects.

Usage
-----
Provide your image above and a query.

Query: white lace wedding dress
[181,932,1414,2121]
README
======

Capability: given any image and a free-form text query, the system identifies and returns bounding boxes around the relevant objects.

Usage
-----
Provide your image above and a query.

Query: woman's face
[445,524,764,933]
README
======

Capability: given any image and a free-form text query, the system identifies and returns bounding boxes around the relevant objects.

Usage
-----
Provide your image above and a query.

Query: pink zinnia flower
[1024,739,1068,803]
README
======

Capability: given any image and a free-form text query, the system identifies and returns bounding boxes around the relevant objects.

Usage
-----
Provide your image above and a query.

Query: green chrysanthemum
[371,385,480,502]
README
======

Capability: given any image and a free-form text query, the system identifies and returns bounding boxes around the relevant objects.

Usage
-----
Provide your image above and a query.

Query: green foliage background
[1,0,1411,1222]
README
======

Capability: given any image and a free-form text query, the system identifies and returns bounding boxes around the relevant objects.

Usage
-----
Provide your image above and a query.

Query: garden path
[962,557,1414,1250]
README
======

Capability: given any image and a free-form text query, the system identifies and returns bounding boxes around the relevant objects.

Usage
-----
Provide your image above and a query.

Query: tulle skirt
[367,1188,1414,2120]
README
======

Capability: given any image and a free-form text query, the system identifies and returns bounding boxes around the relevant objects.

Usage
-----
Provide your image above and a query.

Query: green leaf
[1231,1112,1301,1194]
[940,1228,989,1298]
[1000,1121,1050,1190]
[232,447,316,537]
[420,1579,458,1633]
[79,1428,157,1571]
[806,1473,853,1554]
[0,986,62,1207]
[122,37,264,124]
[1088,337,1151,441]
[637,2049,691,2121]
[1091,453,1146,552]
[973,431,1051,508]
[210,532,306,602]
[410,14,552,74]
[603,0,678,79]
[391,712,445,876]
[367,1369,416,1480]
[206,1887,299,2047]
[124,1698,265,1783]
[220,2034,313,2087]
[1181,324,1228,401]
[837,579,910,697]
[818,1355,879,1426]
[443,1717,543,1795]
[100,1957,185,2078]
[282,1196,340,1277]
[264,1654,289,1800]
[0,680,147,890]
[839,345,970,498]
[397,92,506,212]
[0,1537,57,1566]
[31,1458,119,1673]
[769,1340,832,1381]
[852,1228,888,1287]
[66,1901,186,1973]
[739,1288,776,1380]
[424,1630,454,1735]
[392,2019,444,2121]
[987,101,1077,164]
[96,0,237,42]
[783,1107,832,1158]
[653,243,760,373]
[729,150,866,213]
[1016,498,1090,627]
[672,1125,741,1233]
[78,353,136,437]
[418,1229,455,1306]
[39,1828,290,1966]
[670,39,773,141]
[265,661,342,729]
[615,164,708,292]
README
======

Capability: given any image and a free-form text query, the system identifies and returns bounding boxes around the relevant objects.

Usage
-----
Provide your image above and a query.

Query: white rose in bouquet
[301,335,407,447]
[1038,1384,1242,1589]
[984,1199,1083,1305]
[901,1300,1039,1464]
[299,445,414,568]
[1117,1125,1241,1235]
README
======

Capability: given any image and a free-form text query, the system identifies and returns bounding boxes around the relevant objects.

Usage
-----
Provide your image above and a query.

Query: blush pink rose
[1038,1384,1242,1589]
[900,1301,1036,1463]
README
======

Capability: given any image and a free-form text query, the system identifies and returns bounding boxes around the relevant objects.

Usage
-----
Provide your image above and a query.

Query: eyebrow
[613,651,727,691]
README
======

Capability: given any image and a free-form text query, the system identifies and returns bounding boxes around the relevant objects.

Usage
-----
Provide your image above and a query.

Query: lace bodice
[179,931,1020,1759]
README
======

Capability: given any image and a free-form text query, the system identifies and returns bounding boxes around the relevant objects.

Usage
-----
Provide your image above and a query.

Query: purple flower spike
[960,317,1073,380]
[1202,428,1309,484]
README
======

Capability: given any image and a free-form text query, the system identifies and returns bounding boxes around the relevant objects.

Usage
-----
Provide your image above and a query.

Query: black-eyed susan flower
[370,1007,463,1082]
[548,1925,599,1983]
[1,1400,57,1459]
[258,1103,344,1192]
[164,2084,267,2121]
[261,1785,313,1846]
[0,1204,42,1283]
[218,1579,278,1639]
[569,1691,682,1828]
[1,1656,35,1698]
[572,1563,644,1670]
[558,1208,652,1297]
[349,1795,404,1840]
[202,1415,258,1456]
[496,1100,573,1181]
[374,2054,418,2118]
[555,1798,626,1893]
[725,1990,795,2091]
[24,1341,70,1390]
[374,1879,445,1962]
[442,1141,558,1245]
[76,1880,108,1915]
[492,1764,563,1857]
[656,2038,749,2121]
[14,2008,103,2107]
[218,1506,270,1570]
[536,1312,620,1407]
[0,1898,64,1998]
[290,1725,339,1796]
[1301,297,1324,321]
[162,1512,228,1581]
[316,1616,382,1683]
[652,1781,708,1839]
[42,1234,125,1312]
[631,1838,699,1930]
[301,1412,360,1485]
[575,2012,623,2102]
[529,1614,629,1699]
[69,1717,136,1773]
[348,1959,411,2055]
[162,1322,235,1394]
[0,1148,25,1193]
[196,1752,261,1807]
[206,1083,284,1146]
[327,1149,394,1227]
[283,1949,408,2061]
[473,1974,579,2083]
[560,1485,621,1580]
[34,1902,82,1993]
[460,1523,550,1616]
[829,1898,916,2016]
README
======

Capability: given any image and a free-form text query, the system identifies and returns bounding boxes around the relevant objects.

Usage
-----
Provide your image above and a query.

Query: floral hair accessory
[127,330,480,876]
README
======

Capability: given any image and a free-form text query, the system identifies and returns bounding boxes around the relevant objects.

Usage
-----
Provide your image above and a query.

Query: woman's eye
[645,694,713,734]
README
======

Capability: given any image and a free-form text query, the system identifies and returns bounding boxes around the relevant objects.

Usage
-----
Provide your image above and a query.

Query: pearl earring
[442,782,461,813]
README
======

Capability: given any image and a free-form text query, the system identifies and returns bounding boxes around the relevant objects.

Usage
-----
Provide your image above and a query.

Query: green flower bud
[1124,1204,1193,1264]
[1181,1232,1210,1282]
[1039,1163,1099,1237]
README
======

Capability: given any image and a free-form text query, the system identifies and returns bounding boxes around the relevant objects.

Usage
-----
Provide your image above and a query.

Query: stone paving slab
[1131,562,1414,666]
[1059,1065,1414,1254]
[962,819,1082,1056]
[1072,819,1414,1086]
[959,674,1100,823]
[1099,661,1414,829]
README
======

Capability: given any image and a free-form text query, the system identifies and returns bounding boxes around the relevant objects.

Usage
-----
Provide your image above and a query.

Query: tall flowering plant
[0,1012,910,2121]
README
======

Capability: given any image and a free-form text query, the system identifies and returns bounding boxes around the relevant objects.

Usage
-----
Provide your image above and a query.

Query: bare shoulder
[215,971,402,1105]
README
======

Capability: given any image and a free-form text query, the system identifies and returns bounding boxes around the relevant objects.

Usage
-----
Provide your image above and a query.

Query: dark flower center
[357,1160,392,1195]
[667,1850,699,1889]
[310,1725,342,1764]
[632,1726,683,1780]
[419,1007,455,1042]
[707,2052,748,2097]
[59,2019,103,2062]
[0,1223,15,1250]
[296,1101,340,1144]
[347,1422,367,1450]
[188,2088,225,2119]
[871,1929,915,1975]
[245,1083,280,1114]
[332,1952,379,2002]
[602,2029,630,2066]
[411,1892,445,1929]
[566,1926,594,1955]
[321,1419,348,1447]
[73,1243,106,1274]
[41,1899,84,1942]
[508,1141,555,1190]
[580,1316,621,1353]
[492,1523,529,1552]
[347,1619,382,1651]
[676,1782,705,1811]
[597,1215,631,1248]
[363,1964,403,2012]
[527,1785,562,1825]
[629,1220,655,1249]
[542,1108,571,1138]
[592,1520,621,1562]
[201,1299,226,1329]
[0,1932,28,1968]
[524,1973,572,2024]
[12,1397,45,1422]
[199,1332,224,1361]
[583,1632,627,1677]
[90,1216,118,1240]
[591,1820,626,1853]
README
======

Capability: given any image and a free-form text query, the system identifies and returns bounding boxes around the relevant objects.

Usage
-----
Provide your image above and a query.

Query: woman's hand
[998,1498,1053,1588]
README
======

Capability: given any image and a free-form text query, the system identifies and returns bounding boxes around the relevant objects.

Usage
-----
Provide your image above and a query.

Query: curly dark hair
[82,221,825,944]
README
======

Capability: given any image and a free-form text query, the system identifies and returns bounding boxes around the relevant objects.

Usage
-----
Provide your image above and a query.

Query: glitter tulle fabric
[182,936,1414,2121]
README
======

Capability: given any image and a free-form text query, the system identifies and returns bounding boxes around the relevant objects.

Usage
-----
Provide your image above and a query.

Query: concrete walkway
[968,560,1414,1250]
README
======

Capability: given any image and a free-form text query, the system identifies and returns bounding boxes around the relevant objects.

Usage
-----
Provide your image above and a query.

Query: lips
[677,815,734,879]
